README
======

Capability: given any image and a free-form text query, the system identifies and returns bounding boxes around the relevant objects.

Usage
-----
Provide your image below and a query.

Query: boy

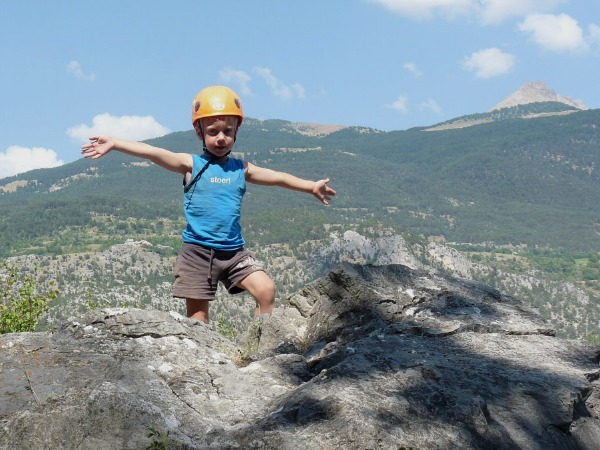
[81,85,335,324]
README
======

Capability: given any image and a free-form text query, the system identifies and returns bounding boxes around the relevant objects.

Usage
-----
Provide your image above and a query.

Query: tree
[0,262,59,334]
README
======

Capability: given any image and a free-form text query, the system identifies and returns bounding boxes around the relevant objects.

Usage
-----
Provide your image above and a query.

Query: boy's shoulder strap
[183,157,211,193]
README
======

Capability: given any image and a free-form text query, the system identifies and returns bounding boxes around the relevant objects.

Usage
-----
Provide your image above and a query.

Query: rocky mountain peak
[489,81,587,112]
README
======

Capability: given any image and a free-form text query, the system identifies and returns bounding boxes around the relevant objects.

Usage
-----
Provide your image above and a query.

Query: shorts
[173,242,265,301]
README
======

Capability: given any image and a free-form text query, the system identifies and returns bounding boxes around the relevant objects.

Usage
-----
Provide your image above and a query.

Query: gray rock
[1,263,599,449]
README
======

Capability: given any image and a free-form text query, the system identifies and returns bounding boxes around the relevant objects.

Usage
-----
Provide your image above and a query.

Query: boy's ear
[193,121,204,140]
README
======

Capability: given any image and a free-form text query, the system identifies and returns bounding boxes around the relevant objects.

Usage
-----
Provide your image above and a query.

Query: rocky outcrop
[1,263,599,449]
[490,81,587,111]
[320,230,423,268]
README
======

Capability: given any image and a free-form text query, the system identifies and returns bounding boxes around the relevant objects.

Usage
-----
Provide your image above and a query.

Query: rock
[490,81,587,111]
[1,263,599,449]
[322,230,423,269]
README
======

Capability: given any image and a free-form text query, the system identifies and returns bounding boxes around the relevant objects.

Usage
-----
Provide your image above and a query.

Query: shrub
[0,262,59,334]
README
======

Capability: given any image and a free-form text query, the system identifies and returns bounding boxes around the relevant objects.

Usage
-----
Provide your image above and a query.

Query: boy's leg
[174,243,218,324]
[236,271,275,318]
[186,298,210,323]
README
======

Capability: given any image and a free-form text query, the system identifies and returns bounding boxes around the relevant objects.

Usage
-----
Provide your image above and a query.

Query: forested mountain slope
[1,104,598,255]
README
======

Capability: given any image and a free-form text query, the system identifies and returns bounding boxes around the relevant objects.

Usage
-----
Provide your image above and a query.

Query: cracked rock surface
[1,263,599,449]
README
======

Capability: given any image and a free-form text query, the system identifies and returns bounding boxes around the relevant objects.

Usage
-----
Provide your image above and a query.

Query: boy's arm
[81,135,193,175]
[245,162,336,205]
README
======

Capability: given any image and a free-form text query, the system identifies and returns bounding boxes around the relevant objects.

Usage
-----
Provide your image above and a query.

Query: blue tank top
[181,154,246,250]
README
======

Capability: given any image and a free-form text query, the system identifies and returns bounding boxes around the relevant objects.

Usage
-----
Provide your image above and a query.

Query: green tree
[0,262,59,334]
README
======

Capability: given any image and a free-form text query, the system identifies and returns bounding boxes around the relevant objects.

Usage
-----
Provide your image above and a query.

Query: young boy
[81,85,335,324]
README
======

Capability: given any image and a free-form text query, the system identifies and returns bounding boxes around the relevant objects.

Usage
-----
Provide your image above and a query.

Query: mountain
[425,81,588,131]
[1,96,599,341]
[2,264,599,449]
[1,107,599,255]
[490,81,587,112]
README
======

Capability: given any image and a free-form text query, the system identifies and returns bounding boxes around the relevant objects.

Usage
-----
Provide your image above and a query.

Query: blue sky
[1,0,599,179]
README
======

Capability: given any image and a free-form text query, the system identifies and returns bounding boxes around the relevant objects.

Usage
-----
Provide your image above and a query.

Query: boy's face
[198,116,239,157]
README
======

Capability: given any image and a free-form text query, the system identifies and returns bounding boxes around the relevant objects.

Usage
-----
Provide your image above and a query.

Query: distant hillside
[424,101,581,131]
[1,109,599,257]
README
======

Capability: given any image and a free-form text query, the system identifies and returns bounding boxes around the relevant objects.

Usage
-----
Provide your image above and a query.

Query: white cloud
[462,47,516,79]
[291,83,306,99]
[369,0,565,24]
[588,23,600,48]
[252,66,305,100]
[387,95,410,113]
[66,60,95,81]
[219,67,253,96]
[479,0,565,25]
[368,0,475,21]
[66,113,171,143]
[419,98,443,114]
[403,62,423,77]
[0,146,64,179]
[519,13,585,52]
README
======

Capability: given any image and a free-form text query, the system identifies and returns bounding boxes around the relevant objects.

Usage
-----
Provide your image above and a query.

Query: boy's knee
[254,282,275,317]
[239,271,275,304]
[258,279,275,302]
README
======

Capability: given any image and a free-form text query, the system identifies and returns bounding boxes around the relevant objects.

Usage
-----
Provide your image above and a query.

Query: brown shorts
[173,242,265,301]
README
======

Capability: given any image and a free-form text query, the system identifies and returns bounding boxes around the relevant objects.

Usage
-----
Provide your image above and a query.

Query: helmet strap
[203,147,230,162]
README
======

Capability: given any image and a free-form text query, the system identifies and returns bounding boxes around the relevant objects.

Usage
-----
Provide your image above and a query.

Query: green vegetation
[216,315,239,340]
[451,244,600,295]
[146,427,170,450]
[0,103,598,340]
[0,262,59,333]
[1,105,599,257]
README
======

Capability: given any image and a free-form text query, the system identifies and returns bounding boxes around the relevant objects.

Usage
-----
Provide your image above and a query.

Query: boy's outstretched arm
[245,162,336,205]
[81,136,193,176]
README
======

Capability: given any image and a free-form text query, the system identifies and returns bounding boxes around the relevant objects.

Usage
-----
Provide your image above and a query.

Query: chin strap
[202,146,230,161]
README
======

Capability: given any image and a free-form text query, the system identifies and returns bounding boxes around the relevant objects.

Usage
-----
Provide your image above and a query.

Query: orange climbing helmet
[191,86,244,127]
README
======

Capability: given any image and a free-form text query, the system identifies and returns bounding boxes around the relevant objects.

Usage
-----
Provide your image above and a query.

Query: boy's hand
[81,136,114,160]
[313,178,336,205]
